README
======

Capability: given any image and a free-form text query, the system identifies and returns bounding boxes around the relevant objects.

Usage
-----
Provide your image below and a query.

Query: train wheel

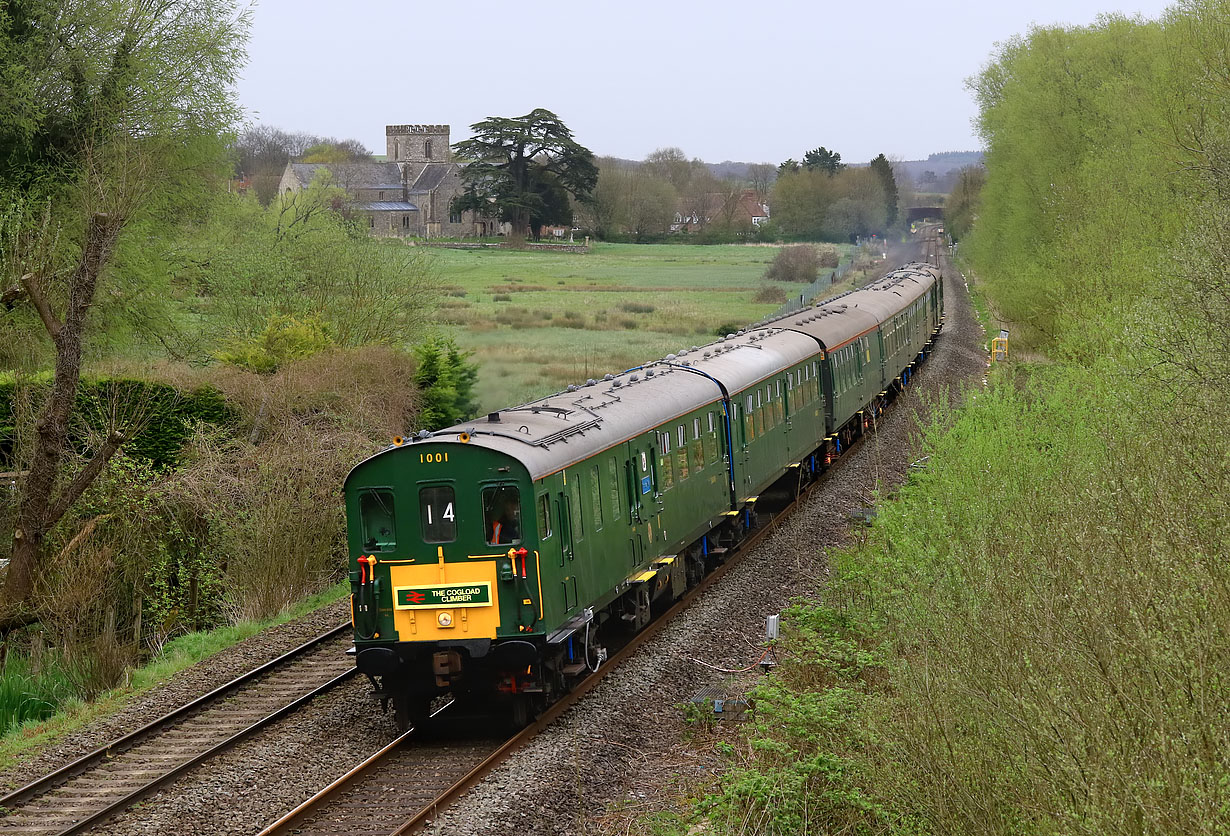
[393,693,430,733]
[508,696,531,730]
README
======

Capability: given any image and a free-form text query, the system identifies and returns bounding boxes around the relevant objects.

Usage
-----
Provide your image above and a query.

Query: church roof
[290,162,403,191]
[358,201,419,211]
[409,163,451,192]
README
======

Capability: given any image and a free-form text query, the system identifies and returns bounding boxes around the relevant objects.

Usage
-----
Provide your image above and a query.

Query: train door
[554,485,579,612]
[735,395,753,492]
[619,446,643,568]
[628,439,660,564]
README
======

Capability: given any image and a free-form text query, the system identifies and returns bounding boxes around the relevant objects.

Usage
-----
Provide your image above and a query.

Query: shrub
[754,284,788,303]
[215,314,333,374]
[0,374,235,470]
[764,245,820,283]
[412,338,478,431]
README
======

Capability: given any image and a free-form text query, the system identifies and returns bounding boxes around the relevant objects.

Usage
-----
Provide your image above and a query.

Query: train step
[561,663,587,676]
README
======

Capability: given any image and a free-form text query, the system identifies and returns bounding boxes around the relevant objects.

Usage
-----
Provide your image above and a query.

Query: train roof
[387,327,818,480]
[756,262,939,349]
[353,262,940,482]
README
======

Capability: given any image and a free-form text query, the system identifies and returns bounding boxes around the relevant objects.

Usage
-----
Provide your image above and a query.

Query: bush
[412,338,478,431]
[753,284,788,304]
[764,245,820,283]
[0,374,235,469]
[215,314,333,374]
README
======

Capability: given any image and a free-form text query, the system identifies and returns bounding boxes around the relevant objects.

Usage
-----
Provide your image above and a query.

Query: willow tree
[0,0,248,621]
[451,108,597,240]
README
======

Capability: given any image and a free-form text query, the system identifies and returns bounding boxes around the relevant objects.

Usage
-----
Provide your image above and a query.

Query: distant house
[670,190,769,233]
[277,124,502,238]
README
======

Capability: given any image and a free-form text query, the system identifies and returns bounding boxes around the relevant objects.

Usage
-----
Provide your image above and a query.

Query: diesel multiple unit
[346,262,944,728]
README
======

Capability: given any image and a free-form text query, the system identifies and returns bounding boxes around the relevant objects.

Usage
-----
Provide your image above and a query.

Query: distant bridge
[907,206,944,223]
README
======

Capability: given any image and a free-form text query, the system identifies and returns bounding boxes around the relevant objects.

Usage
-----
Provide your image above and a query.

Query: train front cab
[345,441,545,727]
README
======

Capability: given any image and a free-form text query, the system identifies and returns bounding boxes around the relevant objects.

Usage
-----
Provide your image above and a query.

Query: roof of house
[289,162,403,191]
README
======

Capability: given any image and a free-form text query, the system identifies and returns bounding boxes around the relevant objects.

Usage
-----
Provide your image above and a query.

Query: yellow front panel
[388,562,501,641]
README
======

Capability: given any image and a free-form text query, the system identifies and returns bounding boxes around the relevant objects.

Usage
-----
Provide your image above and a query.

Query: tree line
[0,0,477,706]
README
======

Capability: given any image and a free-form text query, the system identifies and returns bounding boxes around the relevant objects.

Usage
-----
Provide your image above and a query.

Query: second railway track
[0,624,355,836]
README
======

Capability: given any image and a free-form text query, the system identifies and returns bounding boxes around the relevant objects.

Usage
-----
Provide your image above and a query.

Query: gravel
[423,246,989,836]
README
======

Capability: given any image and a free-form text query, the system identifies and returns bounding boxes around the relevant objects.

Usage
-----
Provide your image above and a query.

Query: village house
[277,124,503,238]
[670,189,769,233]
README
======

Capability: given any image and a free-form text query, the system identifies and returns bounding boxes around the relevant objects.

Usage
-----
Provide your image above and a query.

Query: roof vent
[612,379,621,388]
[646,369,655,378]
[630,374,639,382]
[487,412,501,423]
[665,354,677,362]
[703,351,711,358]
[604,373,614,381]
[691,346,699,351]
[567,384,578,392]
[586,378,596,386]
[727,333,736,339]
[418,429,432,438]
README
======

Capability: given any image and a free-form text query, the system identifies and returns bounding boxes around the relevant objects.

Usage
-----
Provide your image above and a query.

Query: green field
[424,242,852,412]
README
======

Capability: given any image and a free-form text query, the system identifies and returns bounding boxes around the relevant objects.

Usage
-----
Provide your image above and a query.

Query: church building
[277,124,502,238]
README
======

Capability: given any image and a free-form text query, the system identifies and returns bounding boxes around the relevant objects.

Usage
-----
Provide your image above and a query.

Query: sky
[236,0,1176,165]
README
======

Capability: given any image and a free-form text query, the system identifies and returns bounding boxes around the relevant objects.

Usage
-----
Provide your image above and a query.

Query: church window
[368,216,374,229]
[450,210,461,224]
[378,190,384,200]
[425,140,433,159]
[402,215,409,229]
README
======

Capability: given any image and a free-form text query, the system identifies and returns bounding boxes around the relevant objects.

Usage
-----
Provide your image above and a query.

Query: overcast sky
[236,0,1175,165]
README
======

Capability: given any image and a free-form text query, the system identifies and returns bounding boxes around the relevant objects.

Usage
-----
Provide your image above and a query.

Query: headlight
[437,611,453,627]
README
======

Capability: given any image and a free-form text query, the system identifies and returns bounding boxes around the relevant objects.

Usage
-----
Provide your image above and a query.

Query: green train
[346,262,943,728]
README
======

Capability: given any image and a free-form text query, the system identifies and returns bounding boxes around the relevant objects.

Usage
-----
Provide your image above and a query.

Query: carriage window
[483,484,521,546]
[420,485,456,544]
[567,477,584,539]
[537,493,552,539]
[694,417,701,439]
[607,458,621,521]
[359,489,396,552]
[707,411,716,433]
[678,425,686,448]
[589,465,603,530]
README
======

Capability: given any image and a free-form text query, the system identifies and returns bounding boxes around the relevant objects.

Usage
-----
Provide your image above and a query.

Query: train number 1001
[420,452,449,463]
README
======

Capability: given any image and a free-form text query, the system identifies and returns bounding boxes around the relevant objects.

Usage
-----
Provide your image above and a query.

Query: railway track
[0,624,356,836]
[257,401,918,836]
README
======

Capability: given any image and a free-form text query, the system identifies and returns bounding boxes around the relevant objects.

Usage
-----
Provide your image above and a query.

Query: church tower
[386,124,450,183]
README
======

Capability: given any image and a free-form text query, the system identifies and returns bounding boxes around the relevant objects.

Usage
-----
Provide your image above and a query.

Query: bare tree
[2,0,247,622]
[748,163,776,200]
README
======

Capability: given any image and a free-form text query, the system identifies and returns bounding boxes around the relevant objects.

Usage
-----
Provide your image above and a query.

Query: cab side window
[483,484,521,546]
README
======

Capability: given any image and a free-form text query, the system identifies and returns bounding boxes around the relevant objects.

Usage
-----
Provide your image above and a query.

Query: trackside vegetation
[688,4,1230,835]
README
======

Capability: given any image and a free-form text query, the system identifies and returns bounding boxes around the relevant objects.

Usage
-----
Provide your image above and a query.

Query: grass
[0,581,348,773]
[680,361,1230,835]
[422,242,853,412]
